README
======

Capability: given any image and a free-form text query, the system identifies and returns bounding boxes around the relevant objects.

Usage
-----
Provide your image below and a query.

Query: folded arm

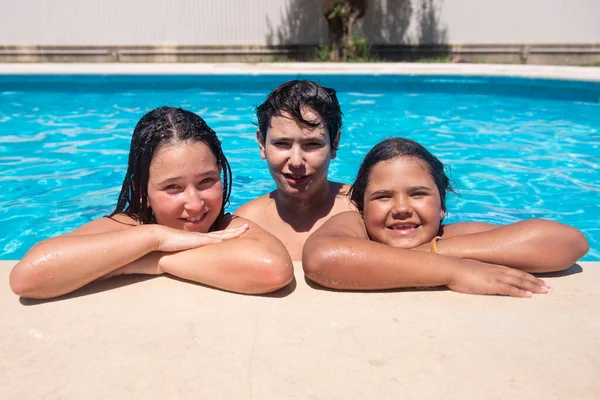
[156,216,294,295]
[423,220,589,272]
[302,211,549,297]
[10,215,293,299]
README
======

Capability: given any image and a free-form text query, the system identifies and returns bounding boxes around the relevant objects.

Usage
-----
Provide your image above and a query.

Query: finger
[504,272,549,294]
[495,282,533,298]
[226,224,249,233]
[206,230,244,240]
[207,225,249,239]
[504,268,549,287]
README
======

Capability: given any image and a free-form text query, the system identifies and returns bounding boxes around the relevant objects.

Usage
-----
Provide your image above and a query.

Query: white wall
[0,0,598,46]
[0,0,325,46]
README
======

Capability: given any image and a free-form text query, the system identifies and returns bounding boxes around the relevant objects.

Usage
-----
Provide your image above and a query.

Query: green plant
[348,28,373,61]
[315,45,331,62]
[323,0,367,61]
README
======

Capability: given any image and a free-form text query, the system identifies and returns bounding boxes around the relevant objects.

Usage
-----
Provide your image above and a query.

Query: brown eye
[373,194,391,201]
[165,185,180,193]
[199,177,215,185]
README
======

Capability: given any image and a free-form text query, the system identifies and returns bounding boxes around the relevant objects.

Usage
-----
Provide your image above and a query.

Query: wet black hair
[350,138,455,214]
[111,106,232,229]
[256,80,343,150]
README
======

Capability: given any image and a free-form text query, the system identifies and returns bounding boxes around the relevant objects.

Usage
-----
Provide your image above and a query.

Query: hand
[448,259,550,298]
[155,224,249,252]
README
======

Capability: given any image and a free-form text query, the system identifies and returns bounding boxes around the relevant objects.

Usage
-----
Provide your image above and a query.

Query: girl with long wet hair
[11,107,293,299]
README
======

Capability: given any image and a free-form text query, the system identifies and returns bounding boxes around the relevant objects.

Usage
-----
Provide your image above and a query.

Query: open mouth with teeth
[283,173,309,185]
[180,212,208,224]
[387,224,420,233]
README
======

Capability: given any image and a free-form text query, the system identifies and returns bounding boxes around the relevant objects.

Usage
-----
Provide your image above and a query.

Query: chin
[385,237,427,250]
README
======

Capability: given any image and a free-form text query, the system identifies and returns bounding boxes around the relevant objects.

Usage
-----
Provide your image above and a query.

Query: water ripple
[0,79,598,261]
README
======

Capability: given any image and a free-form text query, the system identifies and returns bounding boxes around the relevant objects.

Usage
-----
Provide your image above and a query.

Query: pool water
[0,75,599,260]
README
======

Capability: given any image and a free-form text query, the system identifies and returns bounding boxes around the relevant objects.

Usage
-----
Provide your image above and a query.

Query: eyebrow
[156,169,220,186]
[269,133,326,140]
[369,186,433,196]
[411,186,433,191]
[370,189,394,196]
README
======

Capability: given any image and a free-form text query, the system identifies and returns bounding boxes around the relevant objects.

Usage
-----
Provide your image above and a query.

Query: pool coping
[1,62,600,82]
[2,260,599,399]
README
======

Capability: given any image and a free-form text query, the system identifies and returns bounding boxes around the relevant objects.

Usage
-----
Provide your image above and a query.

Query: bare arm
[9,215,270,299]
[302,211,549,297]
[156,216,294,295]
[10,216,164,299]
[420,220,589,272]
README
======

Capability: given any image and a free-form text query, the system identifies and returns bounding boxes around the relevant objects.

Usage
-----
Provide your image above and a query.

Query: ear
[439,209,445,220]
[331,130,341,159]
[256,129,266,160]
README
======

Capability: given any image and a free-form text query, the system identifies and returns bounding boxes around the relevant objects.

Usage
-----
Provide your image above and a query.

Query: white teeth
[392,225,416,229]
[187,215,203,222]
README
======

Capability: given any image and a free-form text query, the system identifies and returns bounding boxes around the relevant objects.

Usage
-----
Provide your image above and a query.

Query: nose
[391,195,412,217]
[184,187,204,213]
[288,145,304,169]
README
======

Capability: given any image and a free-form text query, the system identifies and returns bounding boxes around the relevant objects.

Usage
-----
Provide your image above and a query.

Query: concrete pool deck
[1,260,598,399]
[1,62,600,81]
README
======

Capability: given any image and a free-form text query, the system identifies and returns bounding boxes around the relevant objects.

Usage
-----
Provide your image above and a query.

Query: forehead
[150,140,217,171]
[366,156,435,189]
[267,109,328,139]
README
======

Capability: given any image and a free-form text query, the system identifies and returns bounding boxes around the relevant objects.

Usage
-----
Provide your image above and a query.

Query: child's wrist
[429,236,442,254]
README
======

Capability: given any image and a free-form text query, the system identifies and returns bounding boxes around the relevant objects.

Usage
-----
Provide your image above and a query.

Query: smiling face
[362,156,444,249]
[258,108,339,197]
[147,140,223,232]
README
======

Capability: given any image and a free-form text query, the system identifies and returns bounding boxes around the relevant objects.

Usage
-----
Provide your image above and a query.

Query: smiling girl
[10,107,293,299]
[303,138,589,297]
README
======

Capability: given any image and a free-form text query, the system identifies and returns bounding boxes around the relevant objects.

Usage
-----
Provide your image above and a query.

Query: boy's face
[257,108,339,198]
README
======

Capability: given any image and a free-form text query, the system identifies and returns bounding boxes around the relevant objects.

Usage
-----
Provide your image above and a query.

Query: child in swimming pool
[235,80,353,260]
[10,107,293,299]
[303,138,589,297]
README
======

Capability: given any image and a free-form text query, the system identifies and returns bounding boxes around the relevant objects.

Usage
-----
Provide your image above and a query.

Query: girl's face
[147,141,223,232]
[362,156,444,249]
[258,108,339,198]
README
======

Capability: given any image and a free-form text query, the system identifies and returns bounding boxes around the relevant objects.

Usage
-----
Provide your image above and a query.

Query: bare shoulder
[330,181,356,212]
[65,213,139,236]
[233,192,275,221]
[219,214,262,231]
[441,221,498,238]
[317,210,368,238]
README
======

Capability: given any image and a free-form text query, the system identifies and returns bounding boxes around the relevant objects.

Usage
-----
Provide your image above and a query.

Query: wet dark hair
[111,106,232,229]
[350,138,455,214]
[256,80,343,150]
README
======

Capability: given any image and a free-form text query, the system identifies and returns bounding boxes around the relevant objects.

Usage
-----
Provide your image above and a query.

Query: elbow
[243,252,294,295]
[535,223,590,273]
[9,264,28,296]
[552,225,589,271]
[569,228,590,262]
[9,262,46,299]
[302,240,336,288]
[9,242,63,299]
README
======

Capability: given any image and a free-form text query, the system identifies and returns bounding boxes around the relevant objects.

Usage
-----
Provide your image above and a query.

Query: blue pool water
[0,74,599,260]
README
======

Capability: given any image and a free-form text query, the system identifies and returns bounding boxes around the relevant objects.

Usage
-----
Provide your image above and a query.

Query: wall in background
[1,0,598,63]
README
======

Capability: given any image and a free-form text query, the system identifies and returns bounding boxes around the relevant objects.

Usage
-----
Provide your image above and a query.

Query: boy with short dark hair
[235,80,353,260]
